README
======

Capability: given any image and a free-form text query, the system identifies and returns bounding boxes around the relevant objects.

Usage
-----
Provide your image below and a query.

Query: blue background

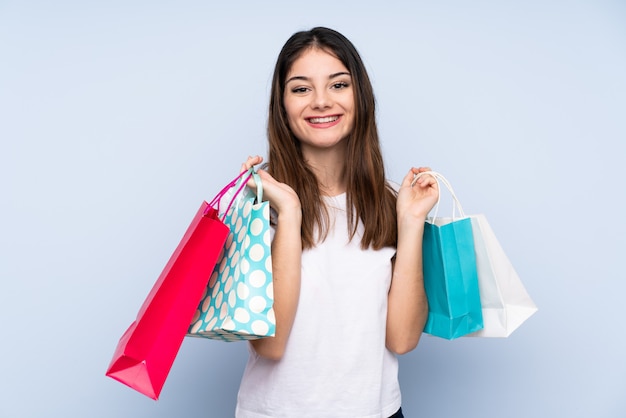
[1,1,625,417]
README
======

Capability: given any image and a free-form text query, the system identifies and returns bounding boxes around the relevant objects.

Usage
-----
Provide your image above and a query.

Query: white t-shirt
[236,193,400,418]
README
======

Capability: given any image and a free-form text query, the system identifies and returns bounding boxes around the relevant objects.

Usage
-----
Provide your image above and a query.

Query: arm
[386,167,438,354]
[242,156,302,360]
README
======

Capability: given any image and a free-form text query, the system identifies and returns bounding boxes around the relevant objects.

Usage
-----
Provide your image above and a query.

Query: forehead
[286,47,349,78]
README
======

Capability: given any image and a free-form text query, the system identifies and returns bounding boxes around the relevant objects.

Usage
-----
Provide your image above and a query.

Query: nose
[311,89,332,110]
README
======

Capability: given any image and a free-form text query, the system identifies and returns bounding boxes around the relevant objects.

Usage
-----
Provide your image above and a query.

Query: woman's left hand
[388,166,439,353]
[396,167,439,222]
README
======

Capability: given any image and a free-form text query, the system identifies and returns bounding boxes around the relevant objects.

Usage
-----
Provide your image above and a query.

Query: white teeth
[309,116,339,124]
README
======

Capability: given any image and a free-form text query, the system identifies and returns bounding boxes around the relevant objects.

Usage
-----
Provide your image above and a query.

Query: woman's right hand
[241,155,302,217]
[241,155,303,360]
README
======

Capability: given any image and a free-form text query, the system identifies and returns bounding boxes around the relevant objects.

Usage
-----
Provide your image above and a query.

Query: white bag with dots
[187,171,275,341]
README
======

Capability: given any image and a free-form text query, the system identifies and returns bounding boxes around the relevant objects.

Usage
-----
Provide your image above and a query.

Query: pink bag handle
[219,169,255,222]
[204,168,254,220]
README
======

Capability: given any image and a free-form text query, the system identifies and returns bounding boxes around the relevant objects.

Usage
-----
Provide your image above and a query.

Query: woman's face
[283,48,355,155]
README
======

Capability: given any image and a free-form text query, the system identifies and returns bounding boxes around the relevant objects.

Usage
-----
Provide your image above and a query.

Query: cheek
[284,104,305,131]
[345,96,356,125]
[343,95,354,112]
[283,99,296,123]
[284,110,297,130]
[281,107,298,136]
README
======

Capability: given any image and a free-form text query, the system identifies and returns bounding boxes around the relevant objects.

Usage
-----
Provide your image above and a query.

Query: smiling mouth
[307,116,339,124]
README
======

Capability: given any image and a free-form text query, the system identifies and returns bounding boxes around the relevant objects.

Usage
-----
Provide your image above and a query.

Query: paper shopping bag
[422,218,484,339]
[418,172,483,339]
[187,171,275,341]
[466,214,538,337]
[105,169,252,399]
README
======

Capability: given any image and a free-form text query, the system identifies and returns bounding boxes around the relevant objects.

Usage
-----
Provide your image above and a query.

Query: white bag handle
[411,171,467,221]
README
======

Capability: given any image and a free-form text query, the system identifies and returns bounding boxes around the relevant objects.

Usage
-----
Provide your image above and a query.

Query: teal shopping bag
[416,171,483,339]
[422,217,483,339]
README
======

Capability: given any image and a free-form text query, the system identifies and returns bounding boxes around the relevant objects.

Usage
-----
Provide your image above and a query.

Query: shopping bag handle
[221,170,264,217]
[204,168,254,219]
[412,171,466,221]
[251,171,263,204]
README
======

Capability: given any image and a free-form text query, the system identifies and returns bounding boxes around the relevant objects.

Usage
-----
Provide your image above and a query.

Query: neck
[302,146,347,196]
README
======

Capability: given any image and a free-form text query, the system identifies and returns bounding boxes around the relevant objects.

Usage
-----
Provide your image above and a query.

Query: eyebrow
[285,71,351,85]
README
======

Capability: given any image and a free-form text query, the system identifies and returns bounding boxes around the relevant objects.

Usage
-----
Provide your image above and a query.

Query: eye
[331,81,349,90]
[291,87,309,94]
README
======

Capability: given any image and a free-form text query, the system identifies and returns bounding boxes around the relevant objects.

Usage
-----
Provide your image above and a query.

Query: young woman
[235,27,438,418]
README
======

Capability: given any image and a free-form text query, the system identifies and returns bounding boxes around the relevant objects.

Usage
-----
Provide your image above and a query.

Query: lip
[305,114,342,129]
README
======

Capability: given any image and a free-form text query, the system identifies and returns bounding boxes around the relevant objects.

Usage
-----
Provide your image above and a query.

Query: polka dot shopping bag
[187,170,275,341]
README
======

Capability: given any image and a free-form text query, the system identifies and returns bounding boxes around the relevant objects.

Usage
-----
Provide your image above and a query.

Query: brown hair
[267,27,397,250]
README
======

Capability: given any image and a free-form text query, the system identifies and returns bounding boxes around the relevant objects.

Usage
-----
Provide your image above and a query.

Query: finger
[409,168,422,186]
[240,155,263,172]
[401,169,416,186]
[411,167,435,186]
[256,168,274,183]
[419,175,438,188]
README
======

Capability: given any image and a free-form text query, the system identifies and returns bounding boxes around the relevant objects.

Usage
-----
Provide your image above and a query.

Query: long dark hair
[267,27,397,250]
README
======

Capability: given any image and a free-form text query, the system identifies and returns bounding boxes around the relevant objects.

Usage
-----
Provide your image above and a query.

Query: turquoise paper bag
[187,171,275,341]
[417,172,483,339]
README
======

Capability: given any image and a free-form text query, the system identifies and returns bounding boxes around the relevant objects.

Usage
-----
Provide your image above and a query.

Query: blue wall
[1,1,624,416]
